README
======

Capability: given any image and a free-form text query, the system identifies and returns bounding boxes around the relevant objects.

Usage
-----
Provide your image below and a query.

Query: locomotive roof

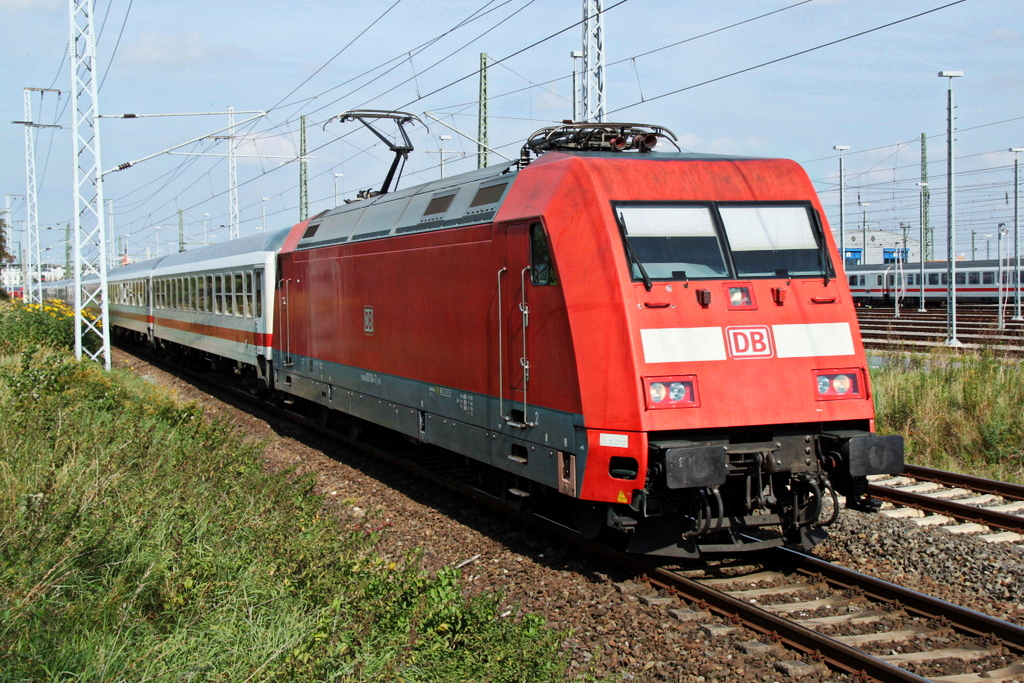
[295,161,518,251]
[294,150,780,251]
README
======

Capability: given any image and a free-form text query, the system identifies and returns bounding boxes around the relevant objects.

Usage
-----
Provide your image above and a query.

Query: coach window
[530,224,558,286]
[955,273,965,285]
[983,272,994,285]
[227,273,237,315]
[245,272,254,317]
[941,273,948,285]
[848,275,857,286]
[222,274,231,315]
[197,276,206,312]
[928,273,939,286]
[234,272,245,316]
[876,275,882,286]
[968,272,980,285]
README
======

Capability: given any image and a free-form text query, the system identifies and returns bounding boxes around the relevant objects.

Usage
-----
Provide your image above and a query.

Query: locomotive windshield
[615,205,728,280]
[615,201,832,282]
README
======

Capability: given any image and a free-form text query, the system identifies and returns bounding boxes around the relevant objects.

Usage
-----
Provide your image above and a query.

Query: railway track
[120,343,1024,683]
[855,306,1024,354]
[868,465,1024,540]
[636,549,1024,682]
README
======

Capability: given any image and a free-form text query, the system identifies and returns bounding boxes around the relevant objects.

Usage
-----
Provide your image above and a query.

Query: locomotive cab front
[501,132,904,558]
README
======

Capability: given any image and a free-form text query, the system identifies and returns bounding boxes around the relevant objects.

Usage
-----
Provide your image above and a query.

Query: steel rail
[779,547,1024,651]
[900,464,1024,501]
[868,484,1024,533]
[636,560,932,683]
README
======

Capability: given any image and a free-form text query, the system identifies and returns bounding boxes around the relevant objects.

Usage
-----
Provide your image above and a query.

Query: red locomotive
[54,118,903,558]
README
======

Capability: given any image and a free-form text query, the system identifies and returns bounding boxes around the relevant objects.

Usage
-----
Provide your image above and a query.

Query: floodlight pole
[939,70,964,347]
[998,223,1008,330]
[834,145,850,264]
[571,51,584,121]
[917,182,928,311]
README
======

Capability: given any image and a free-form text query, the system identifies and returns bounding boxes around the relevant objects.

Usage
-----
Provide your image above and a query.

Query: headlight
[668,382,688,402]
[644,376,699,409]
[832,374,852,394]
[814,369,864,401]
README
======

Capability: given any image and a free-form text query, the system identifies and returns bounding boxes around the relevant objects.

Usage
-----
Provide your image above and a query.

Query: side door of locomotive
[500,221,558,428]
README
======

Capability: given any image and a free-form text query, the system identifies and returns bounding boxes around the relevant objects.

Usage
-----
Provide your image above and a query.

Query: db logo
[726,326,774,359]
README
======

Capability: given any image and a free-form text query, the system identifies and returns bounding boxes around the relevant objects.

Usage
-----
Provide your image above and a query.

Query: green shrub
[0,299,101,356]
[872,349,1024,484]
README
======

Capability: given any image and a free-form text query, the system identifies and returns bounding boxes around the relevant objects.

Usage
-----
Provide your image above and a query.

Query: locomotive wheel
[570,500,607,540]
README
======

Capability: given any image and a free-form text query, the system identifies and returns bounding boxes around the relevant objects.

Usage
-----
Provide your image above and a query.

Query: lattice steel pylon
[581,0,606,123]
[478,53,488,169]
[69,0,111,369]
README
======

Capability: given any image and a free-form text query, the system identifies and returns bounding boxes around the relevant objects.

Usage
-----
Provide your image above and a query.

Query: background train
[46,121,903,558]
[847,259,1024,306]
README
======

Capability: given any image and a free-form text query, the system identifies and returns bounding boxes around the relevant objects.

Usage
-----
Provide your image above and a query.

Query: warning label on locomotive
[725,325,774,359]
[599,433,629,448]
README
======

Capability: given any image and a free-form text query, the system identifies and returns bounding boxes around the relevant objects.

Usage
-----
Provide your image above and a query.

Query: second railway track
[868,465,1024,540]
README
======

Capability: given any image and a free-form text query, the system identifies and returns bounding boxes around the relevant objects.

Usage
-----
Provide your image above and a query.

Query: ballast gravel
[114,348,1024,682]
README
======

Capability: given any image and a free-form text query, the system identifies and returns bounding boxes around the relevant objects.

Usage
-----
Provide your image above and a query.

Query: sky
[0,0,1021,264]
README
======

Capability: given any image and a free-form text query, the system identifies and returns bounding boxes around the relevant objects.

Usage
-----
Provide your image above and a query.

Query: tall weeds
[872,348,1024,484]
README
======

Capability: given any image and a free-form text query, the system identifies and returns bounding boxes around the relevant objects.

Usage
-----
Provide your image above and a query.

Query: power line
[606,0,970,116]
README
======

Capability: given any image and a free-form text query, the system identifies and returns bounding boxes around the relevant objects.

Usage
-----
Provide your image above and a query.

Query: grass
[871,348,1024,485]
[0,303,569,681]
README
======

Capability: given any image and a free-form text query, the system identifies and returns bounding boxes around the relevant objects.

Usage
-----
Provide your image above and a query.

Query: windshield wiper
[813,209,832,285]
[616,211,653,292]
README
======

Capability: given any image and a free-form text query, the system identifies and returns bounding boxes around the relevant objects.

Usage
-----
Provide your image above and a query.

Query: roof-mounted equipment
[327,110,424,196]
[520,122,679,164]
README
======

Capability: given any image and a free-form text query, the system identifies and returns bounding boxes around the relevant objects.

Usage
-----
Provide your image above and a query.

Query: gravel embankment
[115,348,1024,681]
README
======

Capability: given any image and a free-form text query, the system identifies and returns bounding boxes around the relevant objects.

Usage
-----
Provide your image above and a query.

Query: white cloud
[991,28,1020,43]
[121,32,239,68]
[236,133,299,165]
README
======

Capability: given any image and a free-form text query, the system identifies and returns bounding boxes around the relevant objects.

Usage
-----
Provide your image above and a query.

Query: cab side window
[530,223,558,286]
